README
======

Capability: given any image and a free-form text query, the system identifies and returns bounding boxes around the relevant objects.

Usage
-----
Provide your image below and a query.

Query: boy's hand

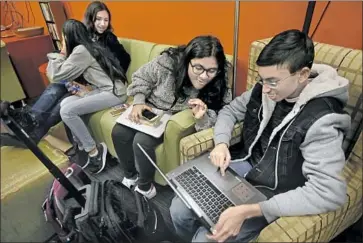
[210,143,231,176]
[206,204,262,242]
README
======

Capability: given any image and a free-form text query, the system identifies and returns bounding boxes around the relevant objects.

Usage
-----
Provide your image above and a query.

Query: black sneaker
[10,106,38,132]
[65,145,77,157]
[72,148,90,169]
[87,142,107,174]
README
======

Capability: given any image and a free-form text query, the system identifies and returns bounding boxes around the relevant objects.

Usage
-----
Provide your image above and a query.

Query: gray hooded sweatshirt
[213,64,351,223]
[46,45,127,99]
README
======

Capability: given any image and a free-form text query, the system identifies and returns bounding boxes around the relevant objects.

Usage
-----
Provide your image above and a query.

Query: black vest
[233,84,345,198]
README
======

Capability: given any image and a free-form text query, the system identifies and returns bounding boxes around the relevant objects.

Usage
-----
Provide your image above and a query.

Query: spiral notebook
[115,105,172,138]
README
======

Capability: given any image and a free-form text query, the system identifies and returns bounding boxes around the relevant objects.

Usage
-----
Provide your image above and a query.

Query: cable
[9,1,24,28]
[311,1,331,38]
[28,1,36,25]
[25,1,35,26]
[2,2,8,24]
[25,0,30,24]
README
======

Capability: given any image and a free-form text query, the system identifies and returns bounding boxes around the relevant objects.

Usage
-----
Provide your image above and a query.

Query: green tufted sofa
[55,37,233,185]
[179,38,362,242]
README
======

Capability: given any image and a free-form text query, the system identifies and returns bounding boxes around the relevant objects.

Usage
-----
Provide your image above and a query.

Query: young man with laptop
[169,29,351,242]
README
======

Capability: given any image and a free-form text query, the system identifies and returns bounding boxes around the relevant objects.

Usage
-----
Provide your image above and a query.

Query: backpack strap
[133,190,158,234]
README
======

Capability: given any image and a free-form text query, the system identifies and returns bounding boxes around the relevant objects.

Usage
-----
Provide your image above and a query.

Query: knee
[133,133,146,149]
[60,106,71,120]
[60,96,71,108]
[132,132,155,150]
[60,101,75,119]
[170,196,192,225]
[111,124,121,142]
[111,124,133,143]
[192,227,210,242]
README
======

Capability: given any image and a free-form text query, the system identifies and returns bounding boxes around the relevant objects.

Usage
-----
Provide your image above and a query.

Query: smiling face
[94,10,109,34]
[188,56,219,90]
[257,65,311,102]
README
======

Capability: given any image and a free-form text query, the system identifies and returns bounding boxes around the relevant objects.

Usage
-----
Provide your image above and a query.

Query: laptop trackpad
[212,170,240,191]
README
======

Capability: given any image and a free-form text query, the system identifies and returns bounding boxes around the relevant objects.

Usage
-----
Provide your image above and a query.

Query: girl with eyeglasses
[111,35,232,199]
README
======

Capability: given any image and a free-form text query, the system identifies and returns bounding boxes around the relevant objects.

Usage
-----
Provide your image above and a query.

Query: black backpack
[132,187,179,243]
[74,180,139,242]
[43,176,139,243]
[1,100,174,243]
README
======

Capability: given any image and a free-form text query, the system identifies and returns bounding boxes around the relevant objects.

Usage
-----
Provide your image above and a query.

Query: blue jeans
[30,83,71,140]
[170,196,268,242]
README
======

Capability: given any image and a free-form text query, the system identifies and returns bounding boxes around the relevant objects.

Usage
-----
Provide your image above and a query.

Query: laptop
[137,143,267,233]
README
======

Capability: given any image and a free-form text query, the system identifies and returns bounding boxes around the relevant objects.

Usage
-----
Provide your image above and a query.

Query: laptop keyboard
[175,166,234,224]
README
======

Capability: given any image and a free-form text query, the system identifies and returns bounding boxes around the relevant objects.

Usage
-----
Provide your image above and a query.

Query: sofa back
[118,37,234,88]
[246,38,362,157]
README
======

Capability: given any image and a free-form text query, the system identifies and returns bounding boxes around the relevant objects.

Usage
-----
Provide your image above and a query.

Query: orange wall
[310,1,362,50]
[2,1,361,95]
[64,1,235,54]
[237,1,307,93]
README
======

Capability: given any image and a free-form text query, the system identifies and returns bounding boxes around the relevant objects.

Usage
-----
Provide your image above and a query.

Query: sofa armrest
[255,198,353,243]
[255,215,322,242]
[179,123,243,163]
[154,109,197,184]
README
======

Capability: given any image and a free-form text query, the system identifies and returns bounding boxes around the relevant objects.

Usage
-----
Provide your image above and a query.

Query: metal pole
[302,1,316,35]
[232,0,240,98]
[0,103,86,208]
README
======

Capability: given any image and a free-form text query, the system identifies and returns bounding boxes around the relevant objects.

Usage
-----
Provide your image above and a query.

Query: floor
[5,98,362,243]
[78,155,363,243]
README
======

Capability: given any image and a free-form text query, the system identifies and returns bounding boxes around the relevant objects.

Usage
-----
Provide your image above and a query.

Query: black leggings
[111,124,163,190]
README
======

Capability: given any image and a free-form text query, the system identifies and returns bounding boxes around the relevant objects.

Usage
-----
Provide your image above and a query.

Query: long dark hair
[62,19,127,96]
[83,1,113,36]
[161,35,230,111]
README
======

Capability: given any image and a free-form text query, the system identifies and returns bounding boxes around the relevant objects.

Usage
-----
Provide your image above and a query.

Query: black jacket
[98,31,131,74]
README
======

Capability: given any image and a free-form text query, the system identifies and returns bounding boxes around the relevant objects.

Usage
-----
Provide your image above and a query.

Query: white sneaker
[122,176,139,189]
[135,184,157,199]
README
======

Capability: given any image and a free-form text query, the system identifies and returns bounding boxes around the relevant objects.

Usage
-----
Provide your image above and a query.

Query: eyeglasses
[256,72,296,88]
[190,62,219,78]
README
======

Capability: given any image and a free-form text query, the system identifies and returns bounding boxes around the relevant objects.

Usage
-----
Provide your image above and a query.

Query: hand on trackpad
[213,169,239,191]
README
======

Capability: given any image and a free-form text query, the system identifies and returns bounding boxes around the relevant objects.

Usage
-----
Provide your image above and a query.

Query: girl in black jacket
[83,1,130,73]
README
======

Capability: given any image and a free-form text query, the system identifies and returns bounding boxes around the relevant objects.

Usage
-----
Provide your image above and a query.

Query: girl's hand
[67,81,91,96]
[129,104,153,124]
[188,98,207,119]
